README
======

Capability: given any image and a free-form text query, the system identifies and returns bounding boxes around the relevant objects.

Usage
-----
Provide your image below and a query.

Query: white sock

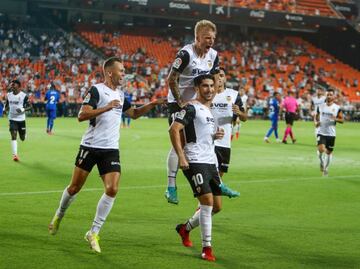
[318,151,324,168]
[324,154,333,170]
[186,208,200,231]
[167,147,178,187]
[11,140,17,155]
[91,193,115,235]
[199,204,213,247]
[56,188,77,219]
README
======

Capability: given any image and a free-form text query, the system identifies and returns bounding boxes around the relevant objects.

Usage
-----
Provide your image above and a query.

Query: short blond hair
[194,20,217,38]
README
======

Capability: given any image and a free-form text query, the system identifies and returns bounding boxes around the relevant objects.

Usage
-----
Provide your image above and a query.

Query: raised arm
[125,98,166,119]
[168,69,183,106]
[78,86,119,122]
[167,50,190,107]
[78,102,119,122]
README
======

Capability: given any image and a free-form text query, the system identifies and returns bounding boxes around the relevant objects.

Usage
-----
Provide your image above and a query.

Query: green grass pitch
[0,117,359,269]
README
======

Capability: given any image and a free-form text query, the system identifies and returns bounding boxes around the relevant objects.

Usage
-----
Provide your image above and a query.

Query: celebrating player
[48,57,165,253]
[45,82,60,135]
[211,68,247,197]
[170,74,224,262]
[315,89,344,176]
[4,79,31,161]
[165,19,220,204]
[264,92,282,143]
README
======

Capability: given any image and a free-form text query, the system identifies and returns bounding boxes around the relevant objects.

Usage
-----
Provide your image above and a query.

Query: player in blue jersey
[264,92,282,143]
[45,83,60,135]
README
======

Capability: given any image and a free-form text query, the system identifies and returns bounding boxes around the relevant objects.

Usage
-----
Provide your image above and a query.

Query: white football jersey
[318,103,341,137]
[312,95,326,113]
[174,101,217,164]
[168,43,219,103]
[80,83,131,149]
[211,88,240,148]
[6,91,28,121]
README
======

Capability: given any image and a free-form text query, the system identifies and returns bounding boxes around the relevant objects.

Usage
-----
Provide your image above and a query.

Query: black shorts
[75,145,121,175]
[285,112,296,125]
[215,146,231,173]
[317,134,336,152]
[9,120,26,136]
[167,102,182,126]
[183,163,222,197]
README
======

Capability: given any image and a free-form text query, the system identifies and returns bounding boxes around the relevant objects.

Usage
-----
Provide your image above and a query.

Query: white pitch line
[0,174,358,197]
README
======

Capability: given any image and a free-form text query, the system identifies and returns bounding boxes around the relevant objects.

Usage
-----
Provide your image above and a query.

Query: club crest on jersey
[83,93,91,103]
[175,109,186,120]
[207,60,213,68]
[226,96,232,102]
[173,58,182,69]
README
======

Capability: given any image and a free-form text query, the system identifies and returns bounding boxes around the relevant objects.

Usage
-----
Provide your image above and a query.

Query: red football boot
[175,224,193,247]
[201,246,216,262]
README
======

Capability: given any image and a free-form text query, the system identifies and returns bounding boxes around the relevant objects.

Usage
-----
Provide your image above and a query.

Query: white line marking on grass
[0,175,358,197]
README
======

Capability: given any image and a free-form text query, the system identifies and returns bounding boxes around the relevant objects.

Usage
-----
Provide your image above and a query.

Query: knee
[105,185,118,197]
[212,206,221,214]
[67,185,81,195]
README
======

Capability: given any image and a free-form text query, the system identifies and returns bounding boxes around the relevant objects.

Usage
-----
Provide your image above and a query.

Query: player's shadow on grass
[18,161,69,178]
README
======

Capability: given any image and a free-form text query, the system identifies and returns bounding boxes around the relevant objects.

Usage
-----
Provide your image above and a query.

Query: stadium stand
[0,12,359,119]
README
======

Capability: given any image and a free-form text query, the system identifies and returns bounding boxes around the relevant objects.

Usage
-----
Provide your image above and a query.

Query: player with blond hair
[165,20,220,204]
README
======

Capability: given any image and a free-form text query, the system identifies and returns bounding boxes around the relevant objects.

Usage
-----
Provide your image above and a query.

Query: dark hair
[103,57,122,70]
[11,79,21,87]
[274,92,280,96]
[194,74,215,87]
[327,88,335,93]
[219,67,226,73]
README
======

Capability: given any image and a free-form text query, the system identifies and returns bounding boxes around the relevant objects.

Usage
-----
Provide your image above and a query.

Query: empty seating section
[80,31,176,67]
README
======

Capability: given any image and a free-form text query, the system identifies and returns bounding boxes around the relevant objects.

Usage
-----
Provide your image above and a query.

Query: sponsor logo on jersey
[196,186,202,193]
[213,103,228,108]
[173,58,182,69]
